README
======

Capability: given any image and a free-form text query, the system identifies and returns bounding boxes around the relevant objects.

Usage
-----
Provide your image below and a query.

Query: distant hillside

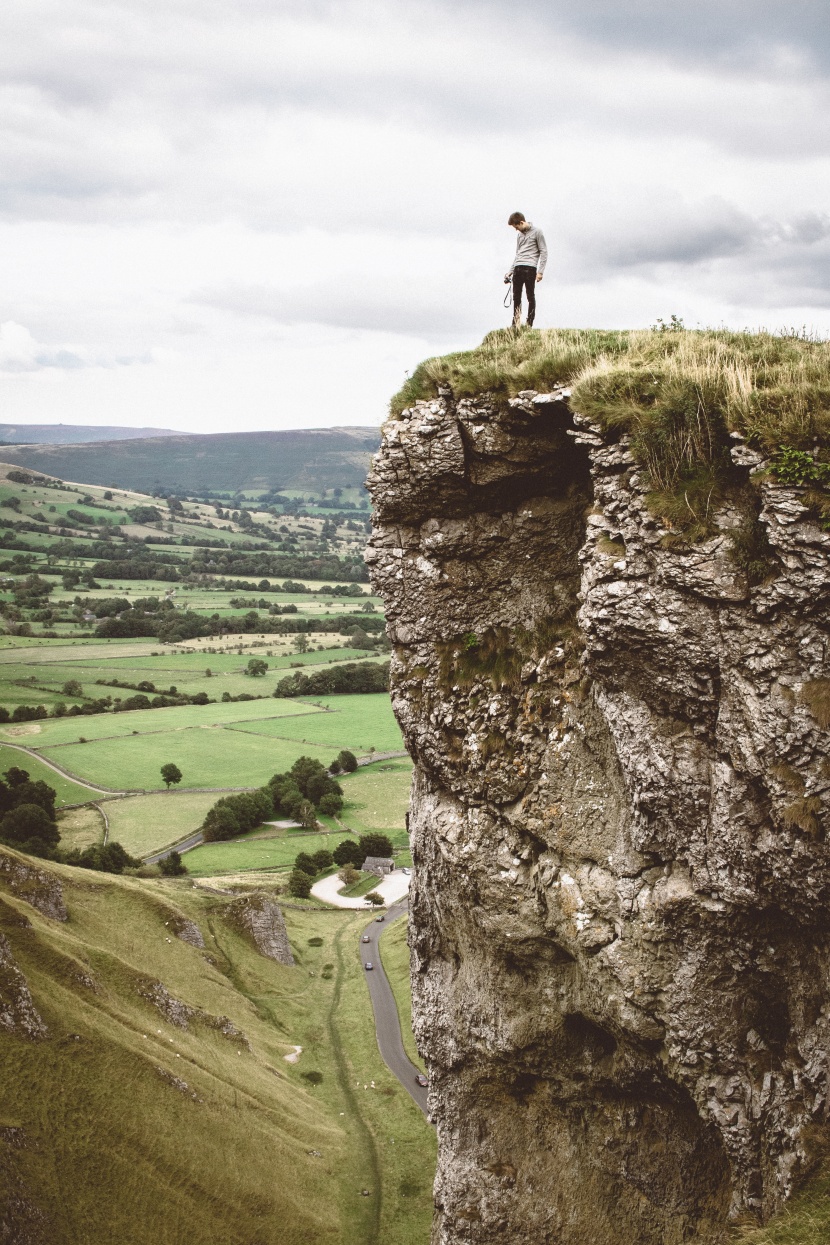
[0,423,180,445]
[0,427,381,494]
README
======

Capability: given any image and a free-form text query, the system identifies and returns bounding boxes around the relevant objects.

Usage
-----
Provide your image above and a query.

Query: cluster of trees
[201,754,354,843]
[286,832,393,899]
[187,551,369,582]
[275,661,390,697]
[0,766,151,874]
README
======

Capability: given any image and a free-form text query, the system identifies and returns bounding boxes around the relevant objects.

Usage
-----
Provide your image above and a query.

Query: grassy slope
[379,916,424,1074]
[0,848,433,1245]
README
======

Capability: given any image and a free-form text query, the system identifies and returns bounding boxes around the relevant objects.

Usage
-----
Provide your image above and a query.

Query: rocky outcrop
[0,852,67,922]
[224,894,295,965]
[0,932,47,1040]
[136,978,250,1047]
[367,389,830,1244]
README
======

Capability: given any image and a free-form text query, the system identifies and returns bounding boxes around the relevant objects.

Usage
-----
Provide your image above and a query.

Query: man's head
[508,211,527,230]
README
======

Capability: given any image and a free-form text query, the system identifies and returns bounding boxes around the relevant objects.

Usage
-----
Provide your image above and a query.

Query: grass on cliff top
[390,326,830,542]
[390,326,830,453]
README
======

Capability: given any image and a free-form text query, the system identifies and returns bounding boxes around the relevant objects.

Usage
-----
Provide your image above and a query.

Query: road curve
[311,868,410,909]
[360,900,429,1116]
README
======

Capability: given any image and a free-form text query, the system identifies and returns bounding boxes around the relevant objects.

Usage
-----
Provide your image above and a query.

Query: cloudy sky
[1,0,828,433]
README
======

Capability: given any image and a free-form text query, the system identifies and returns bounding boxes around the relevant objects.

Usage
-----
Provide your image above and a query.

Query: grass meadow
[103,791,225,856]
[38,730,335,792]
[227,694,403,754]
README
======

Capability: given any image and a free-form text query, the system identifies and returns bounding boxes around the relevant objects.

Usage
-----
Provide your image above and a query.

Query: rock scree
[367,387,830,1244]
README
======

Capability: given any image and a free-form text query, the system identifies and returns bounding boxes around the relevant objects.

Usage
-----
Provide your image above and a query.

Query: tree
[63,841,141,874]
[298,799,318,829]
[160,763,183,789]
[293,632,309,655]
[358,833,393,859]
[332,838,362,867]
[62,679,83,698]
[338,750,358,773]
[0,803,60,858]
[287,868,312,899]
[338,865,360,886]
[294,851,317,876]
[329,757,342,775]
[365,892,384,907]
[311,849,333,871]
[319,792,343,817]
[246,658,268,677]
[159,850,187,876]
[202,805,240,842]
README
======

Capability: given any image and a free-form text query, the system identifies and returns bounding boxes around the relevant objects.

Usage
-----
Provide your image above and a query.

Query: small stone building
[362,856,395,877]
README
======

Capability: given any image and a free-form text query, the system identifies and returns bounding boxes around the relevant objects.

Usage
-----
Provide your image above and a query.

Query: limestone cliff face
[366,388,830,1244]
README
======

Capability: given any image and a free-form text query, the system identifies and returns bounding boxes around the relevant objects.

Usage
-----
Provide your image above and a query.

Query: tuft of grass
[801,680,830,731]
[781,796,824,837]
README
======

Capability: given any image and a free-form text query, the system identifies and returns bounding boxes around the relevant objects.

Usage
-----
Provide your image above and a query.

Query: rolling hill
[0,427,381,494]
[0,424,180,445]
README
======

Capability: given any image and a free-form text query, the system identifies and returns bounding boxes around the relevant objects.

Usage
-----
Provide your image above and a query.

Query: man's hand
[504,275,511,284]
[536,273,543,282]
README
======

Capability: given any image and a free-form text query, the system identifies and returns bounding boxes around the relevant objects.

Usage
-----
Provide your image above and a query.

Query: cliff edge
[367,343,830,1244]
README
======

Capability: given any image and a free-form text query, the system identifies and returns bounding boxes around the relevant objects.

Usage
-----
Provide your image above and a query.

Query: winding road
[359,899,429,1116]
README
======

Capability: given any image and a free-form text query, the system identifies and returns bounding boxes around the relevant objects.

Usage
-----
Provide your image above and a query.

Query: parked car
[402,867,410,875]
[415,1074,428,1087]
[375,914,385,922]
[361,934,370,943]
[364,962,374,971]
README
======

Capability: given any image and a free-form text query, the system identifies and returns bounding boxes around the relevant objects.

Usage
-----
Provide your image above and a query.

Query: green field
[319,760,413,844]
[39,730,335,792]
[184,831,355,877]
[0,697,324,750]
[227,694,404,753]
[103,791,225,857]
[0,743,104,806]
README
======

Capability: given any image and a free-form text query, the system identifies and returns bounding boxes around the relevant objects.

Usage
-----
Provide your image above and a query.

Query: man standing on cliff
[505,212,547,328]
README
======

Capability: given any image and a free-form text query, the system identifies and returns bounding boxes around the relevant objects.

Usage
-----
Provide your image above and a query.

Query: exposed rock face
[224,894,295,966]
[0,852,67,922]
[367,389,830,1244]
[0,932,47,1040]
[136,977,250,1047]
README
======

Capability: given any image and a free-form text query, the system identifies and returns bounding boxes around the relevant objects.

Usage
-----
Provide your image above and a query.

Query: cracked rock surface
[367,390,830,1244]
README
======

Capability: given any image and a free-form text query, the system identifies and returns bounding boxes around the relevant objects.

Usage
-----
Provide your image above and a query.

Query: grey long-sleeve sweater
[507,223,547,275]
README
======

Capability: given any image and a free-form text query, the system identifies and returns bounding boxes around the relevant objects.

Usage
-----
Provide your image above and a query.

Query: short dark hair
[508,211,526,226]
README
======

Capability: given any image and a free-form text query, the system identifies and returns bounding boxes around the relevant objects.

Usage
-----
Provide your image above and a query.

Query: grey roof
[362,856,394,868]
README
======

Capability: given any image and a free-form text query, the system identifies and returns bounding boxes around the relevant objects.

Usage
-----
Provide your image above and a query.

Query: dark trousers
[512,264,537,326]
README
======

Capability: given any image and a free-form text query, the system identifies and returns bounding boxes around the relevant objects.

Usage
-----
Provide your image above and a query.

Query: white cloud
[0,0,827,432]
